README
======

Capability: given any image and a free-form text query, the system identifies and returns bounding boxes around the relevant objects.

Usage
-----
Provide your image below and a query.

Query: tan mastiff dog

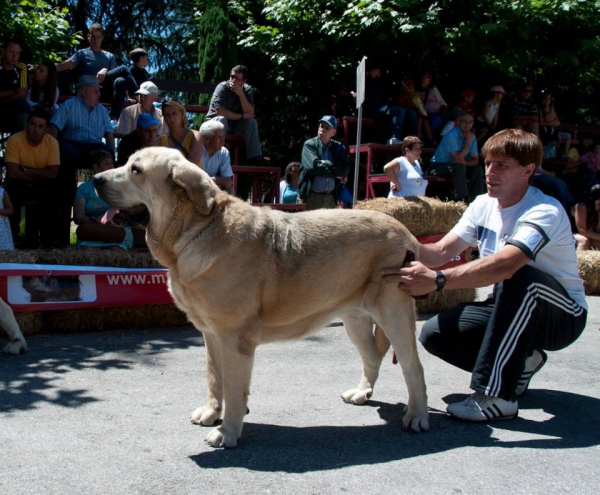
[95,147,429,448]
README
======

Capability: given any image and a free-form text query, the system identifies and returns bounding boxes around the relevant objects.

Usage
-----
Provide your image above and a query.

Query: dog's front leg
[1,298,27,355]
[191,332,223,426]
[204,328,257,449]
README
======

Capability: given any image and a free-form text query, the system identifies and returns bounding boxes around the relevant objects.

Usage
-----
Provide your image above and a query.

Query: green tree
[197,3,239,109]
[0,0,80,62]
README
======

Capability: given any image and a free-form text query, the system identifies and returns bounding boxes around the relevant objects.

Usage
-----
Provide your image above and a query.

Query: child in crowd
[129,48,150,87]
[73,150,133,251]
[0,186,15,250]
[580,137,600,174]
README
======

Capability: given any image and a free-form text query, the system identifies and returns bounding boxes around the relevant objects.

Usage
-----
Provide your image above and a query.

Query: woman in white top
[476,85,506,145]
[384,136,428,198]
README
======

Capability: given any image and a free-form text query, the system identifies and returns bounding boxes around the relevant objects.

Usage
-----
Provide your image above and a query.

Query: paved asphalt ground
[1,292,599,494]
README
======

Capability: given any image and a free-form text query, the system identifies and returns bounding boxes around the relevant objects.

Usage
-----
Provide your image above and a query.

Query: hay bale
[577,251,600,295]
[14,312,44,336]
[416,288,476,315]
[354,197,466,237]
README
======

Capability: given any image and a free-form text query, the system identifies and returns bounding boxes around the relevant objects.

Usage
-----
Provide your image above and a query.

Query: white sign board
[356,56,366,109]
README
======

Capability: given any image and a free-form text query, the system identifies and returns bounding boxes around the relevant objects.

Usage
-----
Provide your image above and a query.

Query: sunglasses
[161,97,181,106]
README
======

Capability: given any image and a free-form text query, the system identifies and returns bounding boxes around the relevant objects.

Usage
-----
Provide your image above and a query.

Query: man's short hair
[200,119,225,138]
[28,108,51,126]
[3,38,21,50]
[231,65,248,79]
[482,129,543,168]
[89,23,103,35]
[129,47,148,63]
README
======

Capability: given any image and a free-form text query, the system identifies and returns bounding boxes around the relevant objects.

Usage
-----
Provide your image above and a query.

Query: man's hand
[381,261,437,296]
[228,80,244,97]
[97,68,108,83]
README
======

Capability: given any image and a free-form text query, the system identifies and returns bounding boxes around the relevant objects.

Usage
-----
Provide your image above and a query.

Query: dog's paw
[402,410,430,432]
[205,426,238,449]
[2,339,27,355]
[341,387,373,405]
[190,406,222,426]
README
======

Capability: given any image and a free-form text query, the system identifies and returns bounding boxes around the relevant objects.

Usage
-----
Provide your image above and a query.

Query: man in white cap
[114,81,164,137]
[298,115,350,210]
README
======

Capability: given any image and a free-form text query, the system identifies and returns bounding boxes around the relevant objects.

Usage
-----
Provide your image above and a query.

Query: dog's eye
[131,165,141,175]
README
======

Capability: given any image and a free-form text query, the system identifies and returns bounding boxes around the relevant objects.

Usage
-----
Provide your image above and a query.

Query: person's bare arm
[73,197,94,225]
[213,176,233,190]
[5,162,32,181]
[0,191,14,217]
[56,60,76,72]
[383,244,530,296]
[383,159,401,192]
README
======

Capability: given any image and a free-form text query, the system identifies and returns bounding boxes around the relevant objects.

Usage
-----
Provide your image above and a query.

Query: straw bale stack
[353,196,466,237]
[1,247,189,335]
[355,197,476,313]
[577,250,600,295]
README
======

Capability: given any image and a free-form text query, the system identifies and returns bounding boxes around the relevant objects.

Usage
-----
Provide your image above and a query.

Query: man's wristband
[240,112,244,120]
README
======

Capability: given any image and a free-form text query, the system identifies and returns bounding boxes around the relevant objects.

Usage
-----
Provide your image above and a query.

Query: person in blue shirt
[199,120,233,190]
[429,113,484,202]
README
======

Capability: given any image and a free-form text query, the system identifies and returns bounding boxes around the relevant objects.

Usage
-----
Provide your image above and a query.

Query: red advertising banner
[0,263,174,312]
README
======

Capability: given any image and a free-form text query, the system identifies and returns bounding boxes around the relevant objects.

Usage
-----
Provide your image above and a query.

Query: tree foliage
[0,0,80,62]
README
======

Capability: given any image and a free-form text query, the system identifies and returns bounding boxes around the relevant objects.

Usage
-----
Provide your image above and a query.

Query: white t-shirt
[451,187,587,309]
[387,157,428,198]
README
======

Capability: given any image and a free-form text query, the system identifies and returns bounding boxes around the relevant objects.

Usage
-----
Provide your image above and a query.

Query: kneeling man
[383,129,587,421]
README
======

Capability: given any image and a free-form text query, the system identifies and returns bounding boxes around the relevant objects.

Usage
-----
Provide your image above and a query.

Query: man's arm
[56,60,76,72]
[300,139,335,177]
[383,244,530,296]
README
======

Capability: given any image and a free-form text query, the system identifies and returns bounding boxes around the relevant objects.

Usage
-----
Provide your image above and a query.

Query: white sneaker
[387,137,402,146]
[447,393,518,422]
[516,349,548,396]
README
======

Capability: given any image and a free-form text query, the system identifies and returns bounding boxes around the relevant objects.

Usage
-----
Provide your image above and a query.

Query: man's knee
[419,316,443,355]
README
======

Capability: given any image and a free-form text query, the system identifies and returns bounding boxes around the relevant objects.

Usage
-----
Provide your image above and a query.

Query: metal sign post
[352,56,367,206]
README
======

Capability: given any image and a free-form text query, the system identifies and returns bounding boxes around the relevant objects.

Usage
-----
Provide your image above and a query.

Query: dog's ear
[171,160,219,215]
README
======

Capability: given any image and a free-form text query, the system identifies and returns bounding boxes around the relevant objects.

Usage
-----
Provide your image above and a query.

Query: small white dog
[1,297,27,355]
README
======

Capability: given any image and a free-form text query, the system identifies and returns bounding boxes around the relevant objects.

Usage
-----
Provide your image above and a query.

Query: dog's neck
[146,193,189,267]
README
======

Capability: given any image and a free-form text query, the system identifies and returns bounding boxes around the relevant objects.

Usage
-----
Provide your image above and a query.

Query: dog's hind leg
[191,332,224,427]
[341,314,390,405]
[378,291,429,432]
[204,326,258,449]
[1,298,27,355]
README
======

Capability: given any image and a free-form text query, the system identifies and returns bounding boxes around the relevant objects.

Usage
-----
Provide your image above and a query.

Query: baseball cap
[137,113,160,129]
[319,115,337,130]
[490,85,507,94]
[78,75,101,88]
[136,81,159,96]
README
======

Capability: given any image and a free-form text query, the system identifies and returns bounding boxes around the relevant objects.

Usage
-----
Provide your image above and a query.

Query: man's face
[458,116,474,133]
[137,126,158,147]
[82,86,100,107]
[2,42,21,67]
[26,116,47,144]
[485,153,535,205]
[205,129,224,152]
[368,69,381,80]
[521,86,533,99]
[139,93,156,111]
[138,54,149,68]
[229,71,245,90]
[88,30,104,51]
[318,122,336,142]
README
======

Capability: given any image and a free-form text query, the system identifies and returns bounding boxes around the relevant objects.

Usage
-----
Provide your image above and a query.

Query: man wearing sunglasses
[205,65,263,164]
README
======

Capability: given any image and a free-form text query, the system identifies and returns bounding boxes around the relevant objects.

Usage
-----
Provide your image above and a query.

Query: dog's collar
[191,208,224,241]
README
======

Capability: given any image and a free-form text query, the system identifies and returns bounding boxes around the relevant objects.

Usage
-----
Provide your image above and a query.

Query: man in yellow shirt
[5,109,60,248]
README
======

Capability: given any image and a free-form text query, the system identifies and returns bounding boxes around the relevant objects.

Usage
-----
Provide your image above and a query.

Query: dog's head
[94,147,221,229]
